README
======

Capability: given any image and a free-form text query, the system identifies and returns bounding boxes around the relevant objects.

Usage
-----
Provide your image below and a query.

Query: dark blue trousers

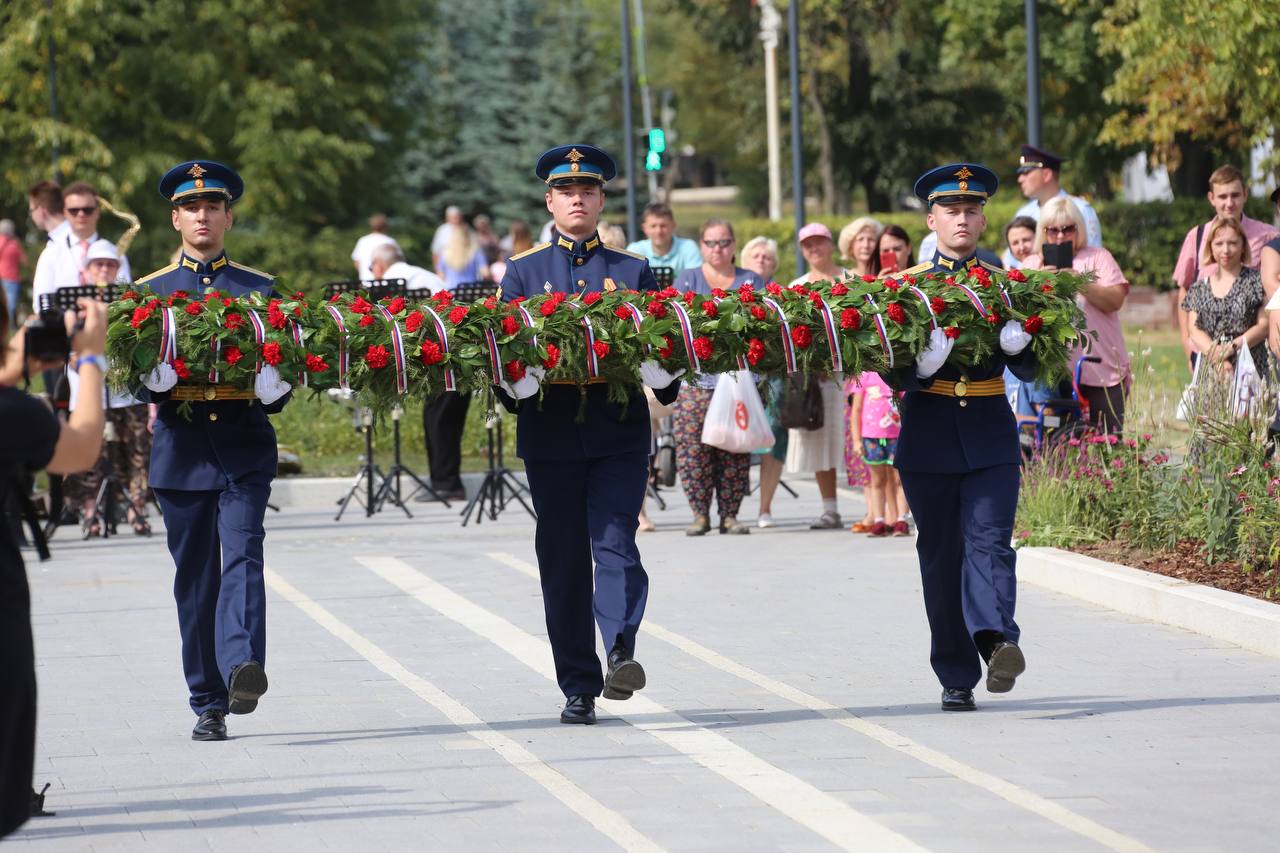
[898,464,1021,690]
[523,452,650,698]
[153,480,271,715]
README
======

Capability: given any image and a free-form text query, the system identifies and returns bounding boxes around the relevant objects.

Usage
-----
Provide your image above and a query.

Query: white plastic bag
[701,372,775,453]
[1233,341,1261,418]
[1175,355,1200,421]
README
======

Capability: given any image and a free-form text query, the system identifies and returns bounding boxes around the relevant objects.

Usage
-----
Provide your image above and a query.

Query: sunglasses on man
[65,206,98,217]
[702,238,733,249]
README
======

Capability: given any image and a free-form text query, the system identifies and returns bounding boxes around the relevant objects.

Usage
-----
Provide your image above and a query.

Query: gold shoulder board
[510,242,551,261]
[134,263,179,285]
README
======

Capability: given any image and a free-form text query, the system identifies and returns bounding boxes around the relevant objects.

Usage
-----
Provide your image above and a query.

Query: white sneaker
[757,514,776,529]
[809,510,843,530]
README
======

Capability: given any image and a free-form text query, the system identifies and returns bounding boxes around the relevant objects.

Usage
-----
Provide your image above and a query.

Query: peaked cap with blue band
[913,163,998,207]
[536,144,617,186]
[159,160,245,204]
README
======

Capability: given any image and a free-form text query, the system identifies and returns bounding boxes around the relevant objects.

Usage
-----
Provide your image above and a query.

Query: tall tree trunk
[806,76,836,216]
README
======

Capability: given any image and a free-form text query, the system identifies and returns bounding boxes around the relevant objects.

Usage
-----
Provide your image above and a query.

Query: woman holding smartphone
[1021,197,1130,431]
[876,225,914,276]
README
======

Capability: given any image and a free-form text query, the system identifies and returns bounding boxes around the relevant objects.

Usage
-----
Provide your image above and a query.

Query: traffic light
[645,127,665,171]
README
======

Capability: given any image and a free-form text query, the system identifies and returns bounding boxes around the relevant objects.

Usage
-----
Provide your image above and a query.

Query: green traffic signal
[648,127,666,154]
[645,150,662,171]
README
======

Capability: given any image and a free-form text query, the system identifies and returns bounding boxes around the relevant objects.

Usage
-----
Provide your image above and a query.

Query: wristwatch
[76,354,107,374]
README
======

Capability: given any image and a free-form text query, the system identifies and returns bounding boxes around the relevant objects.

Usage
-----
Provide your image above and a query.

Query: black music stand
[650,266,674,290]
[459,411,535,526]
[333,404,384,520]
[371,403,450,515]
[450,280,497,304]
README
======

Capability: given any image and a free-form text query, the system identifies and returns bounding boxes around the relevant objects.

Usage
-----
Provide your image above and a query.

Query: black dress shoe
[603,645,646,701]
[228,661,268,715]
[560,694,596,725]
[941,688,976,712]
[192,709,228,741]
[985,641,1026,694]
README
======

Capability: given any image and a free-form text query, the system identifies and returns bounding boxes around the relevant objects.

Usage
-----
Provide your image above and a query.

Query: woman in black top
[0,300,108,838]
[1181,217,1270,376]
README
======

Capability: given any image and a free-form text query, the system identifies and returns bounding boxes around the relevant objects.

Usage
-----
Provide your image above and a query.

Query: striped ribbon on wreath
[907,286,939,331]
[814,298,843,374]
[581,315,601,378]
[864,294,894,369]
[324,304,350,390]
[158,306,177,365]
[374,304,409,394]
[288,318,307,387]
[667,300,702,374]
[418,305,457,392]
[483,327,503,384]
[760,297,797,373]
[245,308,267,374]
[616,302,650,355]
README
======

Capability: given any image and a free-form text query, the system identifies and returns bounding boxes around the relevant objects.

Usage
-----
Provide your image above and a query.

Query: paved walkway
[11,474,1280,851]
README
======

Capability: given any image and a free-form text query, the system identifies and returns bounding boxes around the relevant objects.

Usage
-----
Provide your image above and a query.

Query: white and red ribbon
[288,318,307,387]
[483,327,503,384]
[907,286,939,331]
[159,306,177,365]
[815,298,843,374]
[760,297,796,374]
[668,300,702,374]
[374,304,409,394]
[997,285,1014,309]
[864,294,894,369]
[617,302,651,355]
[516,304,539,347]
[955,283,990,317]
[245,308,267,374]
[419,305,457,392]
[582,315,601,378]
[324,304,350,390]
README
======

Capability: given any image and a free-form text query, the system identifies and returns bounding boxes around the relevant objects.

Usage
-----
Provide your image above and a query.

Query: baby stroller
[1009,355,1101,458]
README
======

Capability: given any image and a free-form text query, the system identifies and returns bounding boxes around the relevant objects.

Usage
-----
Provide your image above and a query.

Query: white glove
[999,320,1033,356]
[914,328,954,379]
[255,364,292,405]
[638,360,685,389]
[500,365,545,400]
[142,363,178,393]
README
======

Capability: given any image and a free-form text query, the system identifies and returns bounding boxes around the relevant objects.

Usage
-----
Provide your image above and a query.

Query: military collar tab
[553,232,601,255]
[180,252,229,276]
[933,251,978,272]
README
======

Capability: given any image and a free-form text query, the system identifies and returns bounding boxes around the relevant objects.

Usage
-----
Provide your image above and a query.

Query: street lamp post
[787,0,804,276]
[759,0,783,223]
[620,0,639,242]
[1025,0,1041,147]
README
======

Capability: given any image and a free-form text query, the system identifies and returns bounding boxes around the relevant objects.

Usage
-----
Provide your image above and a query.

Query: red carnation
[830,283,848,296]
[986,313,999,324]
[294,291,305,300]
[448,305,468,324]
[129,306,152,328]
[840,307,861,330]
[791,325,812,349]
[1007,269,1027,282]
[614,306,631,320]
[172,357,191,379]
[1041,284,1054,293]
[483,296,498,310]
[593,340,610,360]
[358,314,375,327]
[147,299,161,310]
[267,307,287,330]
[504,360,526,382]
[173,290,189,300]
[551,291,566,304]
[184,302,202,316]
[657,286,678,299]
[432,289,454,303]
[702,301,718,318]
[809,291,824,306]
[540,300,558,317]
[225,313,243,330]
[750,305,767,320]
[207,293,222,303]
[886,303,906,324]
[883,279,900,291]
[293,305,303,317]
[350,296,373,315]
[658,335,674,360]
[710,288,728,299]
[385,296,406,315]
[646,300,668,318]
[944,326,960,339]
[224,346,244,367]
[405,311,424,333]
[122,290,139,300]
[583,291,603,305]
[365,345,390,369]
[262,342,283,366]
[328,293,342,303]
[791,284,809,296]
[930,297,946,315]
[861,274,876,283]
[766,282,782,296]
[683,291,696,306]
[542,343,561,370]
[420,340,443,365]
[1023,315,1044,334]
[737,284,756,302]
[221,298,232,307]
[692,336,713,360]
[746,338,766,366]
[501,315,520,336]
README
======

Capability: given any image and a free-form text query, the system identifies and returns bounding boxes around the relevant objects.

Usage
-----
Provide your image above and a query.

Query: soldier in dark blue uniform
[893,164,1037,712]
[134,161,292,740]
[499,144,681,724]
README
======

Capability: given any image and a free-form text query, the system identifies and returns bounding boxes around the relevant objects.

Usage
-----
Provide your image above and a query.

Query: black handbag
[779,373,823,431]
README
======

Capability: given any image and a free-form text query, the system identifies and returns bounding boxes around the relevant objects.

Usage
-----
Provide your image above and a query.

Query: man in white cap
[350,213,399,281]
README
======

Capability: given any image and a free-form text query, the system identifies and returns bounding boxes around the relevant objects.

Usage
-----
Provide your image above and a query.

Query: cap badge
[187,164,208,178]
[954,165,973,192]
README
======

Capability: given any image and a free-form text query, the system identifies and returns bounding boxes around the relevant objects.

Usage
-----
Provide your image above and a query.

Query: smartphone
[1043,241,1074,270]
[879,249,898,274]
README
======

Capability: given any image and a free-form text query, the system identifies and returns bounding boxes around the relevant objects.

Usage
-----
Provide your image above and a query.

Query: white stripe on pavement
[486,551,1153,853]
[356,556,923,853]
[263,567,665,853]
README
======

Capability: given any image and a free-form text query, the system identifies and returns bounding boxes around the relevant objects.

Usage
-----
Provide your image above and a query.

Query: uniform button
[577,280,586,287]
[575,258,584,265]
[958,400,968,408]
[208,412,218,422]
[203,276,211,285]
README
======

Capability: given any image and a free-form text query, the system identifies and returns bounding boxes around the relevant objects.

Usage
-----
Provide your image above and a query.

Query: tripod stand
[335,408,387,521]
[372,405,450,516]
[459,413,535,526]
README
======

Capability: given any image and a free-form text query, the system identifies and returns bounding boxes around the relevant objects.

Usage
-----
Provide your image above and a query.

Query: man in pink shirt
[1172,165,1279,366]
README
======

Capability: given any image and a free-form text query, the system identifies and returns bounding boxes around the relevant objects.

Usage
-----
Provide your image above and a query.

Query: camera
[24,309,73,363]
